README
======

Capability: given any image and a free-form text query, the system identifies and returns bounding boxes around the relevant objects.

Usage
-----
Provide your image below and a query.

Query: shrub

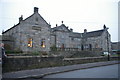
[50,45,57,51]
[31,51,41,56]
[5,50,23,54]
[30,51,48,56]
[42,52,48,55]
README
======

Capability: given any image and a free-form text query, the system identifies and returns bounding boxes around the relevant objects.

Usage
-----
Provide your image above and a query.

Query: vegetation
[5,50,23,54]
[31,51,41,56]
[5,50,49,56]
[50,45,57,51]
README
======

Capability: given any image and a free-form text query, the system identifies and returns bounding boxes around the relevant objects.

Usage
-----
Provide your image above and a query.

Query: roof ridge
[86,29,104,33]
[2,13,35,34]
[82,29,105,37]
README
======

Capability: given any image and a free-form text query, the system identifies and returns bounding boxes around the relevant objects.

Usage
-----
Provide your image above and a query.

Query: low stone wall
[49,51,102,58]
[3,56,63,73]
[3,56,118,73]
[63,56,118,65]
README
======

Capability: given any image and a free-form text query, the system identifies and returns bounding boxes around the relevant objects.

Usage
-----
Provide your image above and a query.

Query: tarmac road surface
[44,64,119,78]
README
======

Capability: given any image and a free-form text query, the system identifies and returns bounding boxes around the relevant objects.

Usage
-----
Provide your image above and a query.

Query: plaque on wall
[32,26,41,31]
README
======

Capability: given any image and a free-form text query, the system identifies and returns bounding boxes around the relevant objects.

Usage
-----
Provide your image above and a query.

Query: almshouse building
[2,7,111,53]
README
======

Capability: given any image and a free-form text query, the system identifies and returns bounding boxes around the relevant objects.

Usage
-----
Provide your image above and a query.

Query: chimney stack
[19,15,23,23]
[103,24,106,29]
[84,29,87,34]
[70,28,73,32]
[34,7,39,13]
[2,29,4,34]
[61,21,63,24]
[56,24,58,27]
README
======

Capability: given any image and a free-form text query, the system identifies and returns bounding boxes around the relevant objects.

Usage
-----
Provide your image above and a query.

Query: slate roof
[52,23,105,38]
[69,29,104,38]
[69,32,82,38]
[82,29,105,38]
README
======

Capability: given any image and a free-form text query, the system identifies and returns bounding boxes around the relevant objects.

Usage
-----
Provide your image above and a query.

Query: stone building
[2,7,111,53]
[51,23,111,52]
[111,42,120,51]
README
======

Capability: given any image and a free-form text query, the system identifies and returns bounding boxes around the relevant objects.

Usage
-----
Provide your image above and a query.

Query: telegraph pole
[104,24,110,61]
[107,29,110,61]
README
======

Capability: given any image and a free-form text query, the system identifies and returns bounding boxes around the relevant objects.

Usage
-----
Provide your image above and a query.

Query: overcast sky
[0,0,119,42]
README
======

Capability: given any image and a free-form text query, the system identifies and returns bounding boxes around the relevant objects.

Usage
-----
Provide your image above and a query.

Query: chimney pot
[56,24,58,27]
[61,21,63,24]
[103,24,106,29]
[70,28,73,32]
[34,7,39,13]
[84,29,87,33]
[19,15,23,23]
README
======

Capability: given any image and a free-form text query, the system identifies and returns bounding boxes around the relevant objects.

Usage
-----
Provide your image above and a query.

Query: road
[44,64,119,78]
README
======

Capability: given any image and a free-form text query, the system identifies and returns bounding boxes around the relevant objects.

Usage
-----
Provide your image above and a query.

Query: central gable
[52,24,70,32]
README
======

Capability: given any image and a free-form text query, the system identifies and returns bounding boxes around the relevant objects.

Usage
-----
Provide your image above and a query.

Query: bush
[31,51,41,56]
[5,50,23,54]
[30,51,48,56]
[42,52,48,55]
[50,45,57,51]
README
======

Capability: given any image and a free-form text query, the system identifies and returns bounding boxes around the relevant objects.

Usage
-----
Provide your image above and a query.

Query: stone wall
[63,56,118,65]
[49,51,102,58]
[3,56,118,73]
[3,56,63,73]
[112,42,120,50]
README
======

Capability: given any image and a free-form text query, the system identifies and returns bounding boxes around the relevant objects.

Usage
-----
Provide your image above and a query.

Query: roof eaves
[2,23,20,34]
[2,13,35,34]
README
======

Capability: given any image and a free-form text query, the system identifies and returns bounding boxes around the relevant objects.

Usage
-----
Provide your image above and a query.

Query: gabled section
[52,23,71,32]
[2,7,51,34]
[82,24,110,38]
[23,7,50,27]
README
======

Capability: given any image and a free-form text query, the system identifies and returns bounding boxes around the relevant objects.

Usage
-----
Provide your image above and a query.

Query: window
[28,38,33,47]
[61,39,65,43]
[61,44,65,49]
[77,44,81,48]
[74,38,81,41]
[89,44,92,50]
[61,35,64,38]
[95,43,98,48]
[71,37,74,40]
[81,45,84,51]
[78,38,81,41]
[41,39,45,48]
[85,44,89,49]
